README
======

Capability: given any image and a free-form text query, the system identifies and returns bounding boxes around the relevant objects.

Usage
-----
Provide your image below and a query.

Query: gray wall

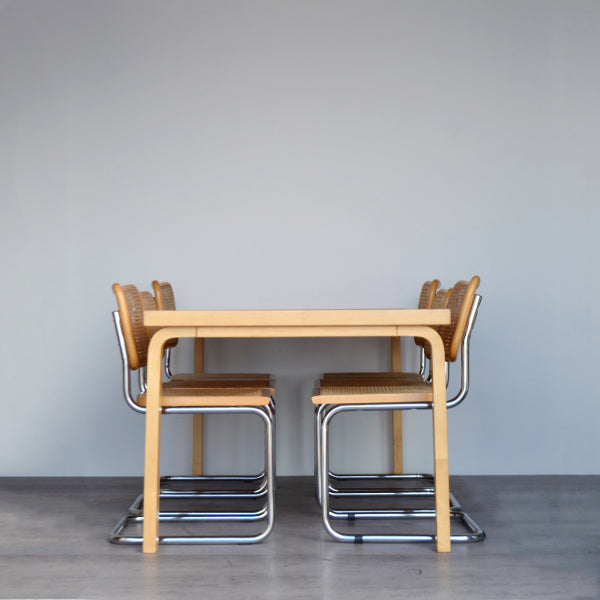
[1,0,598,476]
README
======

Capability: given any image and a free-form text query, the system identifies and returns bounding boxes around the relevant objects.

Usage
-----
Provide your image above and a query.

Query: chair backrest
[437,276,480,363]
[414,280,440,357]
[414,279,440,362]
[419,277,480,406]
[418,279,440,310]
[432,287,451,309]
[112,283,149,371]
[140,290,157,311]
[152,281,176,310]
[152,281,178,350]
[419,288,449,363]
[139,290,161,344]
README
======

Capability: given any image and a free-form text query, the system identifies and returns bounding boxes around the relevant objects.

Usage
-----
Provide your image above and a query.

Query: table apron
[194,325,398,337]
[150,325,443,339]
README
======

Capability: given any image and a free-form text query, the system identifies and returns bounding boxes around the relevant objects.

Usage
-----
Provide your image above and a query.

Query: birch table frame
[142,308,451,553]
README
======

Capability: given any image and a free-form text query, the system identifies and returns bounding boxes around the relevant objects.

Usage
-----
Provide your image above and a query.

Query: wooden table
[142,308,451,553]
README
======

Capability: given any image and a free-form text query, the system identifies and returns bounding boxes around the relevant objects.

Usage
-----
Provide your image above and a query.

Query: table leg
[391,337,403,474]
[143,334,165,554]
[430,336,450,553]
[143,406,161,553]
[192,338,204,476]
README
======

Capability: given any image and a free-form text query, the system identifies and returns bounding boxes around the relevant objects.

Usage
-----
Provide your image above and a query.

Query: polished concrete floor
[0,476,598,599]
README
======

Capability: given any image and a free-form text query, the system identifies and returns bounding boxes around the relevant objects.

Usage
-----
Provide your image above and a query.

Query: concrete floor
[0,476,598,599]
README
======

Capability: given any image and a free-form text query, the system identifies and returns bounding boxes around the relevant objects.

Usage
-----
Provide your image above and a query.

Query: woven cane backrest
[112,283,149,371]
[420,288,450,359]
[152,281,178,349]
[437,276,480,363]
[414,280,440,349]
[152,281,176,310]
[431,289,449,308]
[418,279,440,310]
[139,290,157,311]
[432,288,451,309]
[139,290,161,341]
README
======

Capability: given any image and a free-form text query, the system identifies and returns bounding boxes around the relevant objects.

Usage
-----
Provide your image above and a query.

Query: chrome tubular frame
[110,403,275,545]
[112,311,145,414]
[447,293,480,409]
[418,347,426,378]
[138,367,146,394]
[163,347,174,379]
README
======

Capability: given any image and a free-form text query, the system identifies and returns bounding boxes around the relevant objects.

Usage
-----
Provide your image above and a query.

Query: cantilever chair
[312,277,483,547]
[110,283,275,548]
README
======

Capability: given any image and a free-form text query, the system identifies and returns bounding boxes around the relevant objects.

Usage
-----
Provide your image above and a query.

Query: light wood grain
[139,389,272,406]
[142,327,172,553]
[144,309,450,328]
[191,325,400,338]
[428,328,451,552]
[142,327,194,553]
[390,337,403,475]
[193,338,204,477]
[313,389,431,404]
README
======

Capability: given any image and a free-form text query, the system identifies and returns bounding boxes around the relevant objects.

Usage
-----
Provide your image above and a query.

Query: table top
[144,308,450,327]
